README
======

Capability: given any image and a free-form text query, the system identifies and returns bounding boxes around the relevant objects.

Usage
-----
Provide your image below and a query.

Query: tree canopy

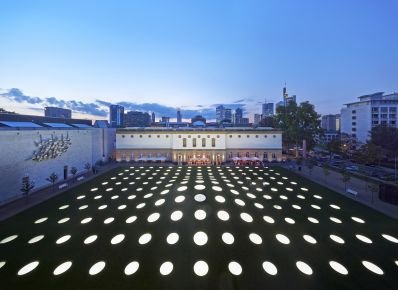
[370,126,398,157]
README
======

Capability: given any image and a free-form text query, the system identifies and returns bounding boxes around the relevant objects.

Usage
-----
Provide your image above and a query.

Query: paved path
[279,164,398,220]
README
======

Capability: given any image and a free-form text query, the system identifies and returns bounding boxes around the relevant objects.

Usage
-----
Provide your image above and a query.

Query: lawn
[0,165,397,290]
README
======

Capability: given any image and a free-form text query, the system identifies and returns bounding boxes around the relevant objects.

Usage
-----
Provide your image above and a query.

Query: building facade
[109,105,124,128]
[262,103,274,116]
[216,105,232,123]
[115,127,282,164]
[44,107,72,119]
[177,108,182,123]
[234,108,243,124]
[321,114,340,131]
[124,111,151,127]
[341,92,398,144]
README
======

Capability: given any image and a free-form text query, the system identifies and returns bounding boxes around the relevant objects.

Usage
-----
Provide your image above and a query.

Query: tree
[367,182,379,204]
[84,162,91,172]
[274,101,322,156]
[322,163,330,184]
[46,172,58,192]
[341,169,351,191]
[259,116,276,128]
[70,167,78,182]
[21,175,35,203]
[353,143,384,165]
[327,139,342,160]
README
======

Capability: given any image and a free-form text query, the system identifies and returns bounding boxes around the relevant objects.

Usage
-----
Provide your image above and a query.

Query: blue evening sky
[0,0,397,119]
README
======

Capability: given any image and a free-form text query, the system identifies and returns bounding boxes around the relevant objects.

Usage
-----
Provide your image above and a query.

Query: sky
[0,0,397,121]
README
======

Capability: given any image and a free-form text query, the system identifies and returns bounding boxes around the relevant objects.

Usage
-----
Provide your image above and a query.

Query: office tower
[44,107,72,119]
[109,105,124,128]
[177,108,182,123]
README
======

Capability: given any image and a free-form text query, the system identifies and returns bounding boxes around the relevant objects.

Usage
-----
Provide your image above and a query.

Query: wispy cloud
[1,88,250,119]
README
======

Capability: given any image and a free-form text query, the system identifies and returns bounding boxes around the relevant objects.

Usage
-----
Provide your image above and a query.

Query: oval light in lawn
[249,233,262,245]
[126,216,137,224]
[53,261,72,276]
[138,233,152,245]
[34,217,48,224]
[228,261,242,276]
[18,261,39,275]
[381,234,398,243]
[89,261,105,275]
[193,260,209,276]
[84,235,97,244]
[362,261,384,275]
[160,261,173,275]
[303,235,317,244]
[262,261,278,275]
[240,213,253,223]
[296,261,313,275]
[170,210,183,221]
[263,216,275,224]
[217,210,230,221]
[0,235,18,244]
[222,232,234,245]
[167,233,179,245]
[111,234,125,245]
[194,184,206,190]
[28,235,45,244]
[330,234,345,244]
[56,235,71,244]
[356,234,372,244]
[147,212,160,223]
[194,194,206,202]
[193,231,208,246]
[124,261,139,275]
[276,234,290,245]
[194,209,206,220]
[329,261,348,275]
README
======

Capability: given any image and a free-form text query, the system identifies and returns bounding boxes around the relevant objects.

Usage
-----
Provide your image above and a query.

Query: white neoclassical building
[116,127,282,164]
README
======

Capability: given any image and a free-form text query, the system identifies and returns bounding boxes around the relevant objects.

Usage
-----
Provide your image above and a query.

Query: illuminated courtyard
[0,165,397,290]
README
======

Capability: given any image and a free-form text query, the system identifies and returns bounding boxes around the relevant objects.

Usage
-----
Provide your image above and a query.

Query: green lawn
[0,165,397,290]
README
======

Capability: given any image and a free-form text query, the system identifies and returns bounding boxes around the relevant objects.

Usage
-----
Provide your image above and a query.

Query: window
[211,138,216,147]
[130,135,134,138]
[389,107,397,112]
[352,110,356,114]
[381,107,388,113]
[229,152,233,158]
[381,114,387,118]
[264,135,267,138]
[255,135,258,138]
[198,135,201,138]
[178,135,181,138]
[183,138,187,147]
[352,128,356,132]
[247,135,250,138]
[352,116,356,120]
[238,135,241,138]
[139,135,142,138]
[372,107,379,112]
[122,135,125,138]
[148,135,151,138]
[193,138,197,147]
[246,152,250,157]
[157,135,160,138]
[372,114,379,118]
[273,135,276,138]
[202,138,206,147]
[188,135,191,138]
[389,114,396,119]
[352,122,356,126]
[229,135,232,138]
[254,152,259,157]
[237,152,241,157]
[166,135,169,138]
[263,152,268,159]
[217,135,220,138]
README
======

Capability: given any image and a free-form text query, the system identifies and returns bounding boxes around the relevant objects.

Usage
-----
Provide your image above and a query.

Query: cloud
[0,88,107,117]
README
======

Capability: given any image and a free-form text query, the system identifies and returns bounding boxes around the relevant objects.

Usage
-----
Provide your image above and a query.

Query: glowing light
[308,217,319,224]
[217,210,230,221]
[215,195,225,203]
[147,213,160,223]
[276,234,290,245]
[136,203,145,209]
[330,217,342,224]
[292,204,301,209]
[193,231,208,246]
[296,261,313,275]
[175,195,185,203]
[262,261,278,275]
[17,261,39,275]
[193,260,209,276]
[0,261,5,269]
[381,234,398,243]
[34,217,48,224]
[356,234,372,244]
[138,233,152,245]
[285,217,295,224]
[303,235,317,244]
[53,261,72,276]
[330,204,341,210]
[28,235,44,244]
[351,217,365,223]
[160,261,173,275]
[263,216,275,223]
[0,235,18,244]
[222,232,234,245]
[81,217,92,224]
[89,261,106,275]
[254,203,264,209]
[56,235,71,244]
[111,234,125,245]
[234,199,245,206]
[84,235,97,244]
[212,186,222,192]
[249,233,262,244]
[240,212,253,223]
[194,209,206,220]
[362,261,384,275]
[194,194,206,202]
[155,199,165,206]
[171,210,183,221]
[330,234,345,244]
[124,261,139,275]
[167,233,179,245]
[59,205,69,210]
[195,185,206,190]
[177,186,187,191]
[126,216,137,224]
[329,261,348,275]
[104,217,114,224]
[228,261,242,275]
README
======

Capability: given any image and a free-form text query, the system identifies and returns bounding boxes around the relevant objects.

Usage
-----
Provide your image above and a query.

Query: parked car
[345,165,359,171]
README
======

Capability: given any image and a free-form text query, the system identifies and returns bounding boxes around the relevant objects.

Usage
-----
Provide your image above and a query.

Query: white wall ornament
[31,133,72,161]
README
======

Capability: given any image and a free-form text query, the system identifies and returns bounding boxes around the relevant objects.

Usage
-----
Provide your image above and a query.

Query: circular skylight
[160,261,173,275]
[124,261,139,275]
[193,231,208,246]
[228,261,242,275]
[170,211,183,221]
[166,233,179,245]
[126,216,137,224]
[296,261,313,275]
[89,261,105,275]
[17,261,39,276]
[177,186,187,192]
[381,234,398,243]
[194,185,206,190]
[193,260,209,276]
[53,261,72,276]
[175,195,185,203]
[212,186,222,192]
[262,261,278,275]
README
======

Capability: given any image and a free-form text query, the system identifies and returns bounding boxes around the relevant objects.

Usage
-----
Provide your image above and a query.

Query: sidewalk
[279,164,398,220]
[0,163,121,221]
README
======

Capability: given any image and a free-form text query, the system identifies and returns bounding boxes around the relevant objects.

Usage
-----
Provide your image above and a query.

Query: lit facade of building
[44,107,72,119]
[109,105,124,128]
[116,127,282,164]
[341,92,398,143]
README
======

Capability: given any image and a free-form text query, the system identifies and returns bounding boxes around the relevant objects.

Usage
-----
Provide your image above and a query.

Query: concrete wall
[0,128,115,204]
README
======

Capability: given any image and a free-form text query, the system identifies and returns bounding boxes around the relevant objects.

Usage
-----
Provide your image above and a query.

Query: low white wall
[0,128,115,203]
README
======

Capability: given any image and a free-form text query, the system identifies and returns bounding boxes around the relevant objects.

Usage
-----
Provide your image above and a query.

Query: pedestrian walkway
[278,164,398,220]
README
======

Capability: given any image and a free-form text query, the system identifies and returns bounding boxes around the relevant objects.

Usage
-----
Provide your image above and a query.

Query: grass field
[0,165,397,290]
